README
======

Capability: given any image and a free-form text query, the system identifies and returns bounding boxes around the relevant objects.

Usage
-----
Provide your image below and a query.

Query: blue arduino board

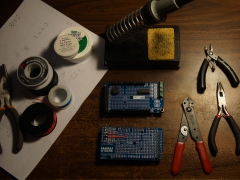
[104,81,164,114]
[100,127,164,161]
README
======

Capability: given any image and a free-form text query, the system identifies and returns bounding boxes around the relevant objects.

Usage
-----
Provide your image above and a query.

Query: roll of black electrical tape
[17,57,58,96]
[31,67,58,96]
[20,103,57,137]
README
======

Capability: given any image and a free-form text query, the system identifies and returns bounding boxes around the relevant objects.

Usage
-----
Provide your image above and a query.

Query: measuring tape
[17,56,58,96]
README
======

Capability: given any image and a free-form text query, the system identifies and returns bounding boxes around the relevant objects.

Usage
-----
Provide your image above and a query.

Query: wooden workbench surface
[1,0,240,179]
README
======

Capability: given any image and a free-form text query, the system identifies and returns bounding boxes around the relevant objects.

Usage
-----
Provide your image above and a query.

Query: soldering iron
[106,0,194,44]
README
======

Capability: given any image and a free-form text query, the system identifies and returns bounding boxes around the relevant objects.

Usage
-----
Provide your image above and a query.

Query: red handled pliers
[0,64,23,154]
[171,97,212,175]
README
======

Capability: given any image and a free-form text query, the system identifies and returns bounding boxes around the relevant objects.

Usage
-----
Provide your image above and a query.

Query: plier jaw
[205,44,218,60]
[216,82,228,116]
[204,44,218,72]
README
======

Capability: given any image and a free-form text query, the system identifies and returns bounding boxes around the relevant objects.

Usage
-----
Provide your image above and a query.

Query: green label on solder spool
[67,30,88,54]
[79,36,87,53]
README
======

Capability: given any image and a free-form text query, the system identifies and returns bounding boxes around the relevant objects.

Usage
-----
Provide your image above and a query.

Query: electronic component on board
[100,127,164,161]
[104,81,164,114]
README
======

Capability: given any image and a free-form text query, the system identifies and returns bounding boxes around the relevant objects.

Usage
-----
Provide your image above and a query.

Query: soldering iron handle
[196,141,212,174]
[197,59,209,93]
[225,115,240,155]
[171,142,185,176]
[216,57,239,87]
[208,115,221,156]
[7,106,24,153]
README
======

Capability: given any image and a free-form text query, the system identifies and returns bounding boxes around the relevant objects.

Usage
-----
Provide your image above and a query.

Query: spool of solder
[48,85,72,109]
[54,35,79,60]
[20,103,57,137]
[56,26,93,63]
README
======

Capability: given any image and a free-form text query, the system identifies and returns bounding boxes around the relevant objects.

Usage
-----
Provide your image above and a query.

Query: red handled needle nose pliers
[208,82,240,156]
[171,97,212,176]
[0,64,23,154]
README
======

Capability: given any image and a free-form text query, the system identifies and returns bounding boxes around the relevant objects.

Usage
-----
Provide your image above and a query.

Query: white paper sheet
[0,0,107,179]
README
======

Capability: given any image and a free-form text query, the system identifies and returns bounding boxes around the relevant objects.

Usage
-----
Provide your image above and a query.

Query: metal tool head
[182,97,194,109]
[204,44,214,54]
[216,82,227,115]
[204,44,212,53]
[177,112,189,142]
[0,64,11,107]
[182,97,203,142]
[204,44,218,72]
[205,44,218,60]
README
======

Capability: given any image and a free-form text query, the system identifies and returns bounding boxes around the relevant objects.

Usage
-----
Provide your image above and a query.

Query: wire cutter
[0,64,23,154]
[208,82,240,156]
[197,44,239,93]
[171,97,212,176]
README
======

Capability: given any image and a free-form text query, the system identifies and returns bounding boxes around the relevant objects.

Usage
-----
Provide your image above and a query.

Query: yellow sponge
[147,28,175,60]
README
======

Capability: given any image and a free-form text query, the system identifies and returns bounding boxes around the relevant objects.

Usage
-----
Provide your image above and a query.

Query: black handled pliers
[208,82,240,156]
[0,64,23,154]
[197,44,239,93]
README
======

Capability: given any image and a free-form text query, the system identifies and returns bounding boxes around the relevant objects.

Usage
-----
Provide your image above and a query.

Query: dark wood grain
[1,0,240,179]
